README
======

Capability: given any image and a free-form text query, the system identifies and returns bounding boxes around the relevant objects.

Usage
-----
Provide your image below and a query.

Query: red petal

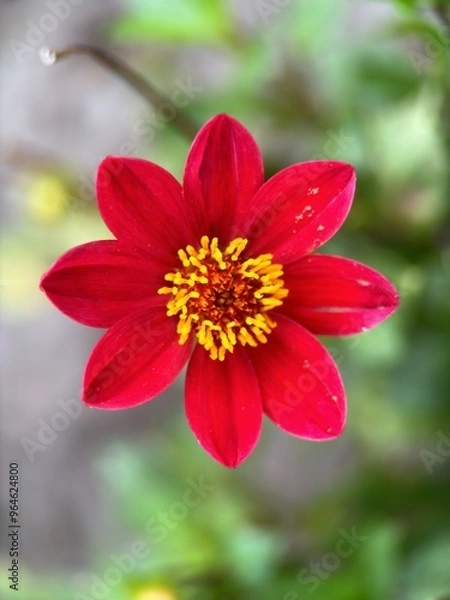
[183,114,264,243]
[237,161,356,264]
[281,255,399,335]
[185,344,262,468]
[40,241,166,328]
[83,306,192,409]
[249,315,346,440]
[96,157,196,262]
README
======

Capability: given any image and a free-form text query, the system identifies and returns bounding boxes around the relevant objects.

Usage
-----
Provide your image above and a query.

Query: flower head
[40,114,399,467]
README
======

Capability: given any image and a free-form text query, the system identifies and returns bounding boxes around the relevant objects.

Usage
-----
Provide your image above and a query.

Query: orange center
[158,236,288,360]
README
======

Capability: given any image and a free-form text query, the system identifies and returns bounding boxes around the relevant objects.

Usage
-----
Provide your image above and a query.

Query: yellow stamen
[158,236,289,360]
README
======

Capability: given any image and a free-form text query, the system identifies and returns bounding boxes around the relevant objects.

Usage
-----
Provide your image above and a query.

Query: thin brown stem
[40,44,199,139]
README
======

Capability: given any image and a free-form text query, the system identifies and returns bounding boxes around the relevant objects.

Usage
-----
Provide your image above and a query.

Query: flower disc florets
[158,236,289,360]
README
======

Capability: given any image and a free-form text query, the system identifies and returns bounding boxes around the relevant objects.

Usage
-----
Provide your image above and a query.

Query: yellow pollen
[158,236,289,360]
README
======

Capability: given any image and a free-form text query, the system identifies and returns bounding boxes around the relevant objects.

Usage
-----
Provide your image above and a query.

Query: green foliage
[110,0,232,45]
[399,536,450,599]
[352,50,421,105]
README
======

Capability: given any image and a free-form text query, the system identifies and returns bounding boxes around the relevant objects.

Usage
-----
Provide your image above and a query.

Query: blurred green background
[1,0,450,599]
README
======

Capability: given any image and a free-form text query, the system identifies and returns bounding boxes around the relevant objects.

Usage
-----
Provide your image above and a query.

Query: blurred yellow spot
[27,174,68,224]
[134,587,177,600]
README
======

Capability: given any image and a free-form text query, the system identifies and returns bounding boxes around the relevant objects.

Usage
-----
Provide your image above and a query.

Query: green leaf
[399,535,450,600]
[110,0,232,45]
[226,528,281,587]
[352,50,421,106]
[389,18,450,75]
[356,524,402,600]
[394,0,422,8]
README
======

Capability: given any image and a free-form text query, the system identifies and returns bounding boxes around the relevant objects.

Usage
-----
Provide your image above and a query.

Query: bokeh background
[1,0,450,598]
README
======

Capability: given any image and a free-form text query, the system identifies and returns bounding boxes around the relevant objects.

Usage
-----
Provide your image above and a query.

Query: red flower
[40,114,399,468]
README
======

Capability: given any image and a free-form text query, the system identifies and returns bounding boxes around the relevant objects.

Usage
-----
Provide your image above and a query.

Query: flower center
[158,236,289,360]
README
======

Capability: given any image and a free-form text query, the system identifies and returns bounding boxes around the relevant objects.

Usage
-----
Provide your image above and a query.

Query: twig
[39,45,199,140]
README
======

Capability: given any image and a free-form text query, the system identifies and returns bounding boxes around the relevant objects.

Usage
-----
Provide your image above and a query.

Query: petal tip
[207,446,252,469]
[301,404,347,442]
[39,272,48,293]
[96,155,125,191]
